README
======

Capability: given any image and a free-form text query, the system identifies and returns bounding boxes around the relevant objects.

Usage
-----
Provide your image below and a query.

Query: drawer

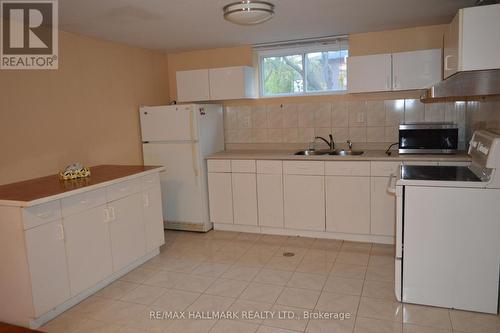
[23,200,61,230]
[231,160,256,173]
[106,178,142,202]
[61,188,106,217]
[325,161,370,176]
[370,162,401,177]
[207,160,231,173]
[141,173,160,190]
[283,161,324,175]
[257,160,282,174]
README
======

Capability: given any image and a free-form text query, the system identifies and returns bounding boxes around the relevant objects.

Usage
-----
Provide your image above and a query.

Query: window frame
[257,40,348,98]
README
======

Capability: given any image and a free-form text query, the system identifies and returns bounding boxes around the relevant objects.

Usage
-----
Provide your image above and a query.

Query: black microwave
[398,123,459,154]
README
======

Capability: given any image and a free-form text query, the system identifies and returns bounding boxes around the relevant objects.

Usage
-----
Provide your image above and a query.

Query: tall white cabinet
[443,4,500,79]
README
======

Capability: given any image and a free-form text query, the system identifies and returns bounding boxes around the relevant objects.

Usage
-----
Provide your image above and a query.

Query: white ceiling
[59,0,475,51]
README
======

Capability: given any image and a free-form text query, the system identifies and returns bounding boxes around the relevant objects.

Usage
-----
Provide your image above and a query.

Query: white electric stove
[391,130,500,314]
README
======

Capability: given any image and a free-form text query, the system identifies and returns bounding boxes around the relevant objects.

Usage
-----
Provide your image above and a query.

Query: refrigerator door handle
[188,110,199,186]
[395,186,403,259]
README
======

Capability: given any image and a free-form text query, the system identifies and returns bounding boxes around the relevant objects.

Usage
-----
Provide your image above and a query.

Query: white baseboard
[29,248,160,329]
[214,223,394,245]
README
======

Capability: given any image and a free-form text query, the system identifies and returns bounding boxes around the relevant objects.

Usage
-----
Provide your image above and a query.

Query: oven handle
[387,173,397,195]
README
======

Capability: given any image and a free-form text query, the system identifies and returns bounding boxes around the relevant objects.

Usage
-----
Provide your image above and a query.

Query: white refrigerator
[139,104,224,232]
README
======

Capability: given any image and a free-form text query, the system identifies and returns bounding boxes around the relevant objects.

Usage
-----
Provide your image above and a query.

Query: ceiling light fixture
[223,1,275,25]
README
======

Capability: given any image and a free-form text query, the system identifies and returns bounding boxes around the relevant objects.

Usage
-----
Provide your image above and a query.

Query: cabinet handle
[36,211,53,219]
[393,75,398,89]
[103,208,110,223]
[386,173,397,195]
[444,55,452,71]
[143,193,150,208]
[58,224,65,241]
[109,206,116,221]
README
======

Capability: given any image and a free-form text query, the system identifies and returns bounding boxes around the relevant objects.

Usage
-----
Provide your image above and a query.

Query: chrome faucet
[313,134,335,150]
[347,140,353,150]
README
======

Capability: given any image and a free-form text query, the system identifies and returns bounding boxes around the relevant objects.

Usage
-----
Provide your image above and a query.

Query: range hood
[425,69,500,101]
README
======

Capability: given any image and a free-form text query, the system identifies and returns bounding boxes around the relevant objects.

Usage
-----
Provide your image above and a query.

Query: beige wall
[166,24,446,104]
[349,24,447,56]
[0,31,169,185]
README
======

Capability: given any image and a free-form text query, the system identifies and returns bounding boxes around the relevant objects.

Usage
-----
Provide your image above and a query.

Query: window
[257,38,348,97]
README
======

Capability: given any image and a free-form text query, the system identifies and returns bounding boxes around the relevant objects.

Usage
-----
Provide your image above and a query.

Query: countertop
[0,165,165,207]
[206,150,472,162]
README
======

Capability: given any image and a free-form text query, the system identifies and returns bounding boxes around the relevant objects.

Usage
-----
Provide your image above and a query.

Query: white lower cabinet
[326,176,370,234]
[208,172,233,224]
[232,173,258,225]
[25,220,70,316]
[283,175,325,231]
[108,193,146,272]
[143,185,165,252]
[64,205,113,296]
[257,174,283,228]
[371,177,396,236]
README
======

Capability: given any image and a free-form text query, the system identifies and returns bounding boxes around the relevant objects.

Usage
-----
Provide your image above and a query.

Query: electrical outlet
[357,113,365,123]
[242,116,251,128]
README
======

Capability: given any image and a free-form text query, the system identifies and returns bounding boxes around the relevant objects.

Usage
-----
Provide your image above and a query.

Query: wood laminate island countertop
[0,165,165,207]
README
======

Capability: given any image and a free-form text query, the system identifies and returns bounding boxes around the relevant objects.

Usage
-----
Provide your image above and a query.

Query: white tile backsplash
[223,97,498,146]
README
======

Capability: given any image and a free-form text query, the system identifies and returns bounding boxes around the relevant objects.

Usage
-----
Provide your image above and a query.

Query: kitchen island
[206,150,470,243]
[0,165,165,329]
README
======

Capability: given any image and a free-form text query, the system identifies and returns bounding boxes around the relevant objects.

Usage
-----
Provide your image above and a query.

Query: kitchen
[0,1,499,332]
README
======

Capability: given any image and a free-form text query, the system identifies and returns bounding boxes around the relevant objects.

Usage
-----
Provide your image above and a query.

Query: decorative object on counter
[59,163,90,180]
[223,1,274,25]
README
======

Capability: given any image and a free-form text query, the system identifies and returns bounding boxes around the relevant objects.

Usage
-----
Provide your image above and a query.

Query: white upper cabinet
[392,49,442,90]
[348,49,442,93]
[176,69,210,102]
[209,66,256,100]
[176,66,256,102]
[347,54,392,93]
[443,4,500,79]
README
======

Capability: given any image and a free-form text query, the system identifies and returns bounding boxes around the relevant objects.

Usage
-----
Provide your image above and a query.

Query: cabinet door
[176,69,210,102]
[232,173,258,225]
[143,185,165,253]
[347,54,392,93]
[108,193,146,272]
[443,12,460,79]
[283,175,325,231]
[209,66,255,100]
[64,205,113,296]
[25,220,70,316]
[326,176,370,234]
[257,174,283,228]
[392,49,441,90]
[371,177,396,236]
[208,172,233,224]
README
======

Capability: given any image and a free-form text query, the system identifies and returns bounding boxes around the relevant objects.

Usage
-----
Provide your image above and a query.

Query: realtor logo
[1,0,58,69]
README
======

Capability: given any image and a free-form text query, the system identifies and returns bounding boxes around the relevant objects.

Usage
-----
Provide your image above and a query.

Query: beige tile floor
[40,230,500,333]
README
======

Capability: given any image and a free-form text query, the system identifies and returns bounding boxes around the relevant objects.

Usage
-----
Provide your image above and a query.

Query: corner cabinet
[176,66,256,102]
[348,49,441,93]
[443,4,500,79]
[0,166,165,329]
